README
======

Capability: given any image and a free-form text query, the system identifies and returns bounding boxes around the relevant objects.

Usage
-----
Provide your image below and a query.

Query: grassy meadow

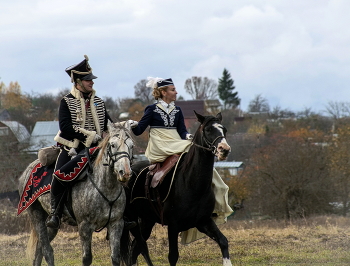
[1,215,350,265]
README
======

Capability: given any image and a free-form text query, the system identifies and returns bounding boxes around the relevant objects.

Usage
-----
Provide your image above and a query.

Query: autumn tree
[218,69,240,109]
[30,93,59,121]
[0,82,35,130]
[224,171,249,208]
[245,129,332,219]
[328,124,350,216]
[0,81,5,109]
[184,76,218,100]
[1,82,31,110]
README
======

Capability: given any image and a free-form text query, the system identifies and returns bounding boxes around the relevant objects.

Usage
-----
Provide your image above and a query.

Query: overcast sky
[1,0,349,113]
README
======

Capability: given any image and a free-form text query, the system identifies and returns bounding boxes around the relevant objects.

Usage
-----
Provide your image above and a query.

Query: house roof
[214,161,243,168]
[176,100,205,119]
[26,121,59,152]
[0,121,30,143]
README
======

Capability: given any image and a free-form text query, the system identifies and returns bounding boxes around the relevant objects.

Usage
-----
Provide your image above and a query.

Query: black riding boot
[45,192,65,229]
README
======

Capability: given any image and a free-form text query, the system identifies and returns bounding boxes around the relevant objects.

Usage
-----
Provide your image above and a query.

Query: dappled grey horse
[18,122,134,266]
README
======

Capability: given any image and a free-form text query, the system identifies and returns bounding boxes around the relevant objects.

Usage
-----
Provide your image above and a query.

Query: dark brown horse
[121,111,232,266]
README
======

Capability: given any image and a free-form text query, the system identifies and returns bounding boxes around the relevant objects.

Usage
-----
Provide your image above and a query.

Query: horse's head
[100,121,134,182]
[194,111,231,161]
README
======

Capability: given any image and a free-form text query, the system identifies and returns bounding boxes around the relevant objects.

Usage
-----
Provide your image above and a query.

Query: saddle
[148,154,180,188]
[144,154,180,225]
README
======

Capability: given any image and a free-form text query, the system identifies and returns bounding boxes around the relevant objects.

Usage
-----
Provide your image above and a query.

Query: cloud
[1,0,350,113]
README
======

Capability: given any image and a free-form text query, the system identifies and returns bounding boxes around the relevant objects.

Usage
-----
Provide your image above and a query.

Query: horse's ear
[122,120,132,131]
[107,120,115,132]
[119,121,127,127]
[194,110,205,124]
[216,112,222,122]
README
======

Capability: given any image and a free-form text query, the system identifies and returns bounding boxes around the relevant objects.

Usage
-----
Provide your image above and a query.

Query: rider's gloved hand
[68,147,77,158]
[127,120,139,129]
[186,133,194,140]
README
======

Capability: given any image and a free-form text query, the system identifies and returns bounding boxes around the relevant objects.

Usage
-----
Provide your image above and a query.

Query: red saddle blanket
[17,162,53,216]
[17,147,100,216]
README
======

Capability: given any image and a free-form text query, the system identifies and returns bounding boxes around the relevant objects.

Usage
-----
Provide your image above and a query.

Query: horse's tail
[120,229,131,266]
[26,222,38,261]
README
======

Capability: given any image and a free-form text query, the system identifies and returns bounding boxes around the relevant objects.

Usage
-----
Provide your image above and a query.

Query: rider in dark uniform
[46,55,112,229]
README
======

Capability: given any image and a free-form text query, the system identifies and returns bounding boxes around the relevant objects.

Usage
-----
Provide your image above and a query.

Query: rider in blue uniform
[130,77,193,163]
[129,77,233,243]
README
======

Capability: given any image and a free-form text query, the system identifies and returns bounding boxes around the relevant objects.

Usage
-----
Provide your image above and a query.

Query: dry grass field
[1,214,350,265]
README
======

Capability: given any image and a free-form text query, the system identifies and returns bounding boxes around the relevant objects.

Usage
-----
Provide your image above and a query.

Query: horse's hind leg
[78,222,94,266]
[197,219,232,266]
[33,228,58,266]
[28,202,58,266]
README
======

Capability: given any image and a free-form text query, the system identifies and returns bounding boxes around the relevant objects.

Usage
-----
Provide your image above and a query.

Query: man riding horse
[45,55,135,230]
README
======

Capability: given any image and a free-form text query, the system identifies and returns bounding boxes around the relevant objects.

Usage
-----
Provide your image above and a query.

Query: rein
[87,172,123,232]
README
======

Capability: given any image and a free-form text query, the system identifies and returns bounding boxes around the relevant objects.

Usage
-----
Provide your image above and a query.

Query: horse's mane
[94,124,134,166]
[94,135,109,166]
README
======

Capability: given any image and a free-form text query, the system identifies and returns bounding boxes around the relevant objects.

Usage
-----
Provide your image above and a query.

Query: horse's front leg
[107,218,123,266]
[167,226,180,266]
[78,221,94,266]
[197,219,232,266]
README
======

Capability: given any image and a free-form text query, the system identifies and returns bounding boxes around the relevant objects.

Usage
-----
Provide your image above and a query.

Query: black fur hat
[65,55,97,83]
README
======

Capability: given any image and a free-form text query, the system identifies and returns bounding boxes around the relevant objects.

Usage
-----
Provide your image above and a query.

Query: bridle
[192,118,226,155]
[104,131,133,167]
